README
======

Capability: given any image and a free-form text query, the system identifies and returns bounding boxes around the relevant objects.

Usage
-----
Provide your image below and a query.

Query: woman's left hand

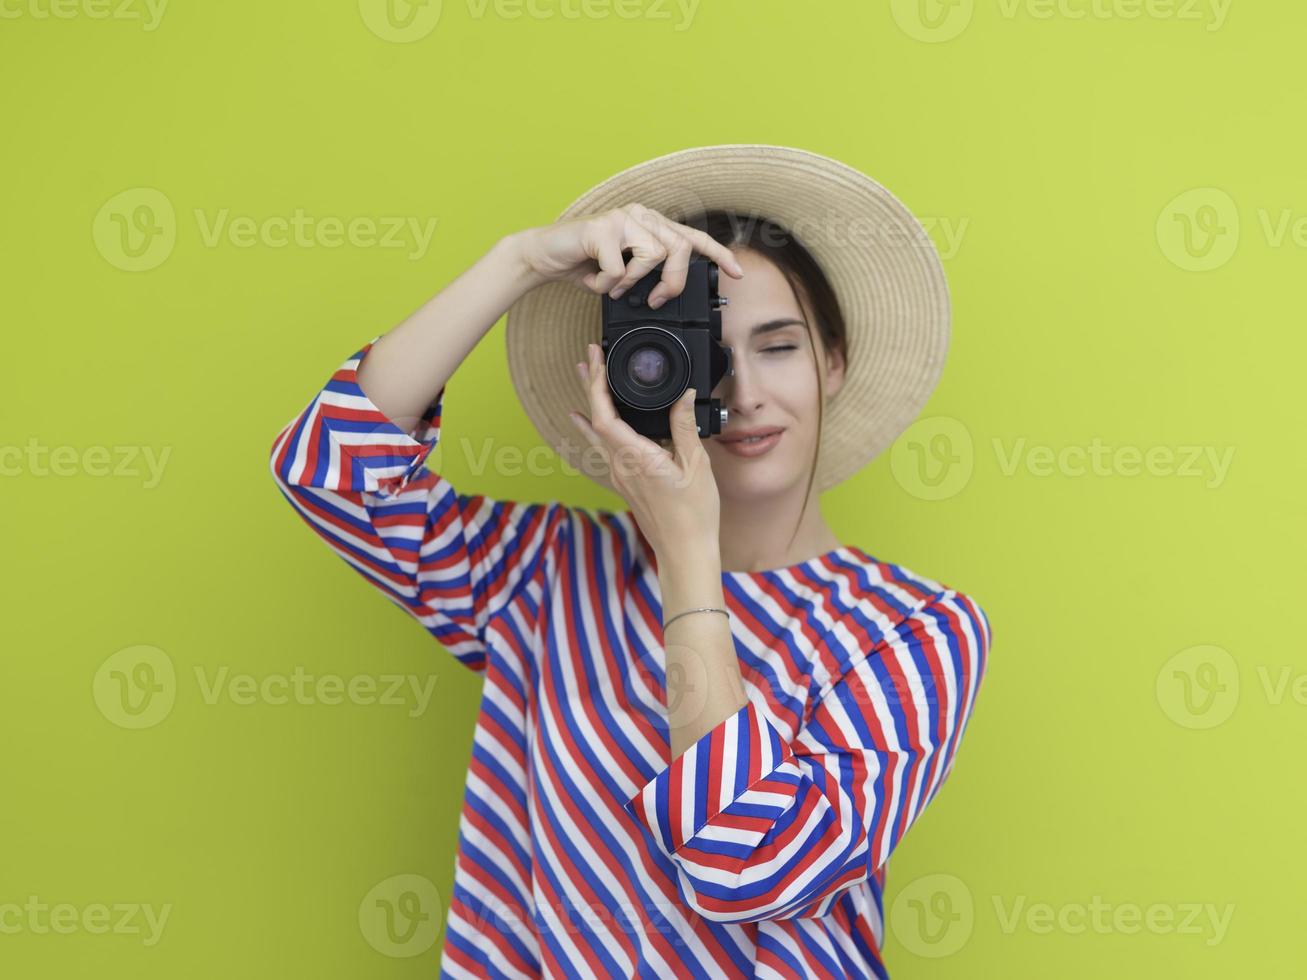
[569,341,720,558]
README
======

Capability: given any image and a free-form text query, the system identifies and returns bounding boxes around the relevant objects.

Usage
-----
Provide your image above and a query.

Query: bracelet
[662,606,730,631]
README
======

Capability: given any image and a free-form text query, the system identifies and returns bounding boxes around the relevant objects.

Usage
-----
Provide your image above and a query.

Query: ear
[822,343,847,399]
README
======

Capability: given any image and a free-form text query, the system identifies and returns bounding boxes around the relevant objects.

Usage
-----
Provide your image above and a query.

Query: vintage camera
[600,252,733,441]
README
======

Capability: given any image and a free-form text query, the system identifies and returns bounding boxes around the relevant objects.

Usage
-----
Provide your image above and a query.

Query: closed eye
[761,345,797,354]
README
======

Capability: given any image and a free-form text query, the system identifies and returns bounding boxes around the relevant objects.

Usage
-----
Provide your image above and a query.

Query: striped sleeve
[623,589,991,923]
[267,334,567,673]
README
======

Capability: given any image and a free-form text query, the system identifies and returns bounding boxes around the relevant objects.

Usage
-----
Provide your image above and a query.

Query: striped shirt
[269,336,992,979]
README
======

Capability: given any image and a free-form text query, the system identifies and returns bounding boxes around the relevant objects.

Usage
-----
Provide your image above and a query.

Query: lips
[717,427,784,444]
[716,428,785,457]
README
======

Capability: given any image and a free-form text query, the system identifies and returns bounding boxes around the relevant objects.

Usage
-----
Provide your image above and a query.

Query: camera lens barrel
[605,326,690,410]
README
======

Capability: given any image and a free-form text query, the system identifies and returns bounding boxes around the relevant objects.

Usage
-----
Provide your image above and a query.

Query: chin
[709,454,806,501]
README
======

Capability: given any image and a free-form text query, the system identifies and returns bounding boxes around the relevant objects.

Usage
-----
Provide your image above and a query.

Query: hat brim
[504,143,951,494]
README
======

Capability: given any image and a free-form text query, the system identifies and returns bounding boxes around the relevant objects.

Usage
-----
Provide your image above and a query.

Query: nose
[715,355,763,418]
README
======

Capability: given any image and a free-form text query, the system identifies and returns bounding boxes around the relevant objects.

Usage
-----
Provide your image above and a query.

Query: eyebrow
[748,317,806,338]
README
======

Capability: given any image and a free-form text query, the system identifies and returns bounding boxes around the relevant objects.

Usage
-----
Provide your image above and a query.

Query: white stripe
[441,902,538,980]
[529,736,658,976]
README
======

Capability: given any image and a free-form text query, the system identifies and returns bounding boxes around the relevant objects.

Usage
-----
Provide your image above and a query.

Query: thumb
[669,387,701,464]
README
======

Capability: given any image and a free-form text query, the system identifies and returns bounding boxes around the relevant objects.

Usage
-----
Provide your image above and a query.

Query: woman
[269,145,991,979]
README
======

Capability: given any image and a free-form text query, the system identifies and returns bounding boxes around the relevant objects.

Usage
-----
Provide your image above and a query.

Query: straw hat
[503,143,951,494]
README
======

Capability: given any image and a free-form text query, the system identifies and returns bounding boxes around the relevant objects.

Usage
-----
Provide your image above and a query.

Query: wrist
[655,540,721,577]
[657,547,724,611]
[495,229,549,295]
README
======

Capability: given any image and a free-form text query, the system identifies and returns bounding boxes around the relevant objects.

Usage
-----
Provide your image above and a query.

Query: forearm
[354,231,548,432]
[660,549,747,759]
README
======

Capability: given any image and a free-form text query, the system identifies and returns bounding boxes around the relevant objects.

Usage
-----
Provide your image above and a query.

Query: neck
[716,484,841,573]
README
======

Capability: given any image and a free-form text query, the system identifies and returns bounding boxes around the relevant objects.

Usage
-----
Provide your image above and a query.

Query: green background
[3,0,1302,976]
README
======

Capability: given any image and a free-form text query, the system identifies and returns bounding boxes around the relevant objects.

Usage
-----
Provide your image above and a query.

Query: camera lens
[626,346,668,388]
[604,325,690,411]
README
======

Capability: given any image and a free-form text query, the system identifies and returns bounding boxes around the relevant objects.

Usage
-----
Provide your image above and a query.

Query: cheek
[772,363,822,420]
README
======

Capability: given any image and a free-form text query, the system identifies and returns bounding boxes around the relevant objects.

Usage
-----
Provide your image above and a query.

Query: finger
[567,407,603,449]
[583,342,661,458]
[646,229,693,309]
[580,225,627,294]
[608,210,668,298]
[668,386,702,465]
[583,342,622,431]
[667,221,745,278]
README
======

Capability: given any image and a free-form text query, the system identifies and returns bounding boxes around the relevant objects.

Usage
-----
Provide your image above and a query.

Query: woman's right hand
[512,203,745,309]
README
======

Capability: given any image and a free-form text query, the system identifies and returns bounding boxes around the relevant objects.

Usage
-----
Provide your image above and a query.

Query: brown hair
[681,208,849,557]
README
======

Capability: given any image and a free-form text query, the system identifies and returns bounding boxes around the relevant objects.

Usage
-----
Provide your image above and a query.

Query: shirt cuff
[335,336,444,498]
[623,698,797,858]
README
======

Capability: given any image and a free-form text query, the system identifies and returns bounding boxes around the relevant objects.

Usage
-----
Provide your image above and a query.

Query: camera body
[600,253,733,441]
